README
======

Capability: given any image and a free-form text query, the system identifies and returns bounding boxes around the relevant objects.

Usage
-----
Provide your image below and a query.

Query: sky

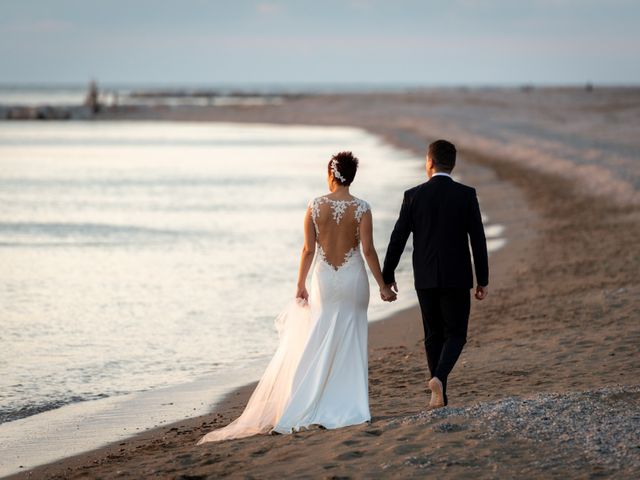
[1,0,639,86]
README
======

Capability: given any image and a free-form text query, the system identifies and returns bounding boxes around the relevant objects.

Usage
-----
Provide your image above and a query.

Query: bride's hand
[296,285,309,303]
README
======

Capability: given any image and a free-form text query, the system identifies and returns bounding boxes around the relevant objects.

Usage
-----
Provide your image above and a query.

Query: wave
[0,221,201,241]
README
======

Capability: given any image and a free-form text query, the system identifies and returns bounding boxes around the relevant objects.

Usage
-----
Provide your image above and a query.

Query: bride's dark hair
[328,151,359,186]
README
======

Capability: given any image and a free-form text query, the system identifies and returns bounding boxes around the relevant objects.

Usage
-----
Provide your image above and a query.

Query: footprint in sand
[393,443,421,454]
[342,439,361,446]
[335,450,365,461]
[199,456,221,466]
[250,447,270,456]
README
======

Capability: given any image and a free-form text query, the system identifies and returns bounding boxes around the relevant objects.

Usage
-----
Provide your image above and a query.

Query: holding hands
[380,282,398,302]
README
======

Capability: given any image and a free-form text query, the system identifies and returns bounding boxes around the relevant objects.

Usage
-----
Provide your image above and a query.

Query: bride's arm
[295,207,316,302]
[360,210,397,301]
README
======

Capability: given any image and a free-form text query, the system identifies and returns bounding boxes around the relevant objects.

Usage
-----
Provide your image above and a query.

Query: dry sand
[10,90,640,479]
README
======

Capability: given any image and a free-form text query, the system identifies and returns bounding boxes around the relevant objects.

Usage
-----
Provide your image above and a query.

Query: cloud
[347,0,375,9]
[1,19,73,34]
[256,2,284,15]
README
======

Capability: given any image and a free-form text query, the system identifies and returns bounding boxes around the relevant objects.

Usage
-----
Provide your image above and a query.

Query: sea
[0,86,506,474]
[0,119,428,423]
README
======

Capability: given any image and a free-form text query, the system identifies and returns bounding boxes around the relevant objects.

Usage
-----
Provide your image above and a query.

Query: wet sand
[11,90,640,478]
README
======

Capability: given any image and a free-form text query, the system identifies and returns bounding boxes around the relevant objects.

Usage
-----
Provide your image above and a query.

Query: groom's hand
[389,282,398,293]
[475,285,488,300]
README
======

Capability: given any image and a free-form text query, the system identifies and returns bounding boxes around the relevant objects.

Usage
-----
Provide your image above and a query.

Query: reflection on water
[0,121,426,424]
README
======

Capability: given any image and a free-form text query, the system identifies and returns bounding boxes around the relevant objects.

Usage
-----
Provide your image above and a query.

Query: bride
[197,151,396,444]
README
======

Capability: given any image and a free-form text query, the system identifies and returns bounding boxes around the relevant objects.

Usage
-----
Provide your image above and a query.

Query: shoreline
[8,93,640,478]
[0,122,429,477]
[4,304,426,479]
[0,119,509,478]
[5,115,525,477]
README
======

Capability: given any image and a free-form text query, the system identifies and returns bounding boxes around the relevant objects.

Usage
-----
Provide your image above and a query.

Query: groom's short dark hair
[428,140,456,172]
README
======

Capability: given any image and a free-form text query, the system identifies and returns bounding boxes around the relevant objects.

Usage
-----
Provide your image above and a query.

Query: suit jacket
[382,175,489,289]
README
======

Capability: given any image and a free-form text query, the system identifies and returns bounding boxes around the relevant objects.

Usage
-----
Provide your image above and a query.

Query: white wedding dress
[197,196,372,444]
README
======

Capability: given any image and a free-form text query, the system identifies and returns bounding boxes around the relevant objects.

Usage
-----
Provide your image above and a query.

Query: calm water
[0,121,427,425]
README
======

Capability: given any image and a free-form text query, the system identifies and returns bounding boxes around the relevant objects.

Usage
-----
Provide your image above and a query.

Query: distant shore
[9,90,640,478]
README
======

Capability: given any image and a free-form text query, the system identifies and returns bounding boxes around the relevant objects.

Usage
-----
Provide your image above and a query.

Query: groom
[382,139,489,409]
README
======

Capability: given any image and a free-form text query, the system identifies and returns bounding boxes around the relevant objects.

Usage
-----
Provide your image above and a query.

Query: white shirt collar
[432,172,452,178]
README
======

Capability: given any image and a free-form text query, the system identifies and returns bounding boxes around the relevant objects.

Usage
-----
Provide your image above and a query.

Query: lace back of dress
[310,197,369,271]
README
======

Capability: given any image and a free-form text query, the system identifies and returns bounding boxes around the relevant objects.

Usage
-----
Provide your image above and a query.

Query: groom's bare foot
[428,377,445,409]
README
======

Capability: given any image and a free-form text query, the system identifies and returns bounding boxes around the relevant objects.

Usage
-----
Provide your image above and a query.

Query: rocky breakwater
[1,104,93,120]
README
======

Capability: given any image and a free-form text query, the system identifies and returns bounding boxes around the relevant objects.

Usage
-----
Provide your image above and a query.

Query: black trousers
[416,288,470,405]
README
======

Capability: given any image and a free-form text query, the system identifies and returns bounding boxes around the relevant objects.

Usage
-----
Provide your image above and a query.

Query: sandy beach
[9,89,640,478]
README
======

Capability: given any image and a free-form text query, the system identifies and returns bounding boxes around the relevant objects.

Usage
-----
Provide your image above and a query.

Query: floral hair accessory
[331,159,347,183]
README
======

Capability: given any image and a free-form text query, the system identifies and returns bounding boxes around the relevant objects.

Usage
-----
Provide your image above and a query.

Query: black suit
[382,174,489,404]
